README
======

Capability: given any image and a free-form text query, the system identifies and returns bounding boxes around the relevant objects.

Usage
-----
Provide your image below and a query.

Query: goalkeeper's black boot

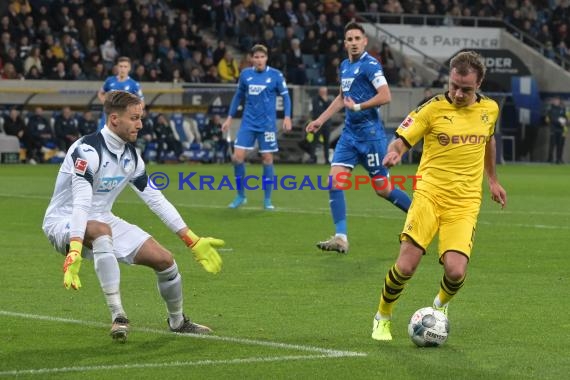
[110,315,129,343]
[169,314,212,334]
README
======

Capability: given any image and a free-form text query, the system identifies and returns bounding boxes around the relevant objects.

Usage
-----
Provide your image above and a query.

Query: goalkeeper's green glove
[63,241,83,290]
[182,230,224,274]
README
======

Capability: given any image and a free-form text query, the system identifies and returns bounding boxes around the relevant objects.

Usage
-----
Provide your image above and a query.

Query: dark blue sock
[387,188,411,212]
[329,189,347,235]
[234,163,245,197]
[262,164,274,201]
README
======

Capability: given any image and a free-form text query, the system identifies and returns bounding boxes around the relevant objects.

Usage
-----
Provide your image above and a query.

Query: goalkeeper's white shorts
[43,214,151,265]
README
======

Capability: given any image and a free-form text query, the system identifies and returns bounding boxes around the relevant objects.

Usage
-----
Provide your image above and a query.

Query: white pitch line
[0,354,354,377]
[1,192,570,226]
[0,310,366,358]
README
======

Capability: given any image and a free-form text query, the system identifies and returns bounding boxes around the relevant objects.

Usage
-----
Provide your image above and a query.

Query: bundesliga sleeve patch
[400,116,414,129]
[74,158,88,175]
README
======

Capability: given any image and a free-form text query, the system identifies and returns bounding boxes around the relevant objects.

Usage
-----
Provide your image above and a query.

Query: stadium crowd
[0,0,568,85]
[0,0,568,164]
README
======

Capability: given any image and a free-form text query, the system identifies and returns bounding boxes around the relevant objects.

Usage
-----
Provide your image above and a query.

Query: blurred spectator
[286,38,307,85]
[131,64,148,82]
[296,1,316,30]
[3,107,26,149]
[79,18,97,49]
[54,106,79,151]
[154,113,183,163]
[547,96,567,164]
[324,56,340,85]
[431,72,448,88]
[300,28,321,58]
[383,59,400,85]
[368,42,382,63]
[1,61,21,79]
[87,62,107,81]
[42,48,58,75]
[268,0,289,26]
[159,48,183,81]
[238,12,261,52]
[212,40,227,65]
[238,52,253,72]
[172,68,185,83]
[69,62,87,80]
[202,114,229,163]
[283,1,298,26]
[216,0,237,41]
[217,50,239,83]
[49,61,70,80]
[399,58,423,87]
[136,115,155,161]
[379,42,395,65]
[186,67,202,83]
[25,65,42,79]
[183,49,205,81]
[204,65,221,83]
[100,38,119,70]
[4,46,23,74]
[23,46,42,75]
[121,31,142,61]
[26,106,55,163]
[310,86,331,164]
[78,110,97,136]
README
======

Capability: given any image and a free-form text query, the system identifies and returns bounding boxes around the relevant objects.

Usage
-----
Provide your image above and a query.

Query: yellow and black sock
[378,264,412,318]
[437,273,465,305]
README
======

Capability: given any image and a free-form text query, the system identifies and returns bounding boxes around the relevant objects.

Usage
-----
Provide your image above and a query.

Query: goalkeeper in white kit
[42,91,224,342]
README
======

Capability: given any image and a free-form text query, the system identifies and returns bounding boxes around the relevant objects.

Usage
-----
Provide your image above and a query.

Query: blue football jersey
[339,52,387,141]
[101,76,144,100]
[228,66,291,132]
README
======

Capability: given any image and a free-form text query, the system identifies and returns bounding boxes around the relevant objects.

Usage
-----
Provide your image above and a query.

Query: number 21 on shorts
[367,153,380,167]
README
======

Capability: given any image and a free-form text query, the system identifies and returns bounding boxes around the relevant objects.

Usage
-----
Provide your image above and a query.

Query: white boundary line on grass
[2,193,569,230]
[0,310,366,377]
[0,355,343,377]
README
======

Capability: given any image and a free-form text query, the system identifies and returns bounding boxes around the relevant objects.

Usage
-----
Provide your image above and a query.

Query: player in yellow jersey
[371,51,507,341]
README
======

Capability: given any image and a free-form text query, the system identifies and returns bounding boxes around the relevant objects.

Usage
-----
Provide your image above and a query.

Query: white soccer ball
[408,307,449,347]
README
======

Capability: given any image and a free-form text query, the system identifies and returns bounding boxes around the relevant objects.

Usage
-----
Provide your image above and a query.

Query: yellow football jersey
[396,93,499,207]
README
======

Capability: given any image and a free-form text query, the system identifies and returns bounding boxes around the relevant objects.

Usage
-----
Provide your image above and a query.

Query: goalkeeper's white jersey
[43,127,186,240]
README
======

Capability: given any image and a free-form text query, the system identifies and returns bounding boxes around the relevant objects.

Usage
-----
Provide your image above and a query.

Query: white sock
[156,261,184,329]
[335,233,348,241]
[433,295,443,308]
[375,312,391,321]
[93,235,125,321]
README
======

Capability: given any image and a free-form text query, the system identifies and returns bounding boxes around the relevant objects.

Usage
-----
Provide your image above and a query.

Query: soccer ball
[408,307,449,347]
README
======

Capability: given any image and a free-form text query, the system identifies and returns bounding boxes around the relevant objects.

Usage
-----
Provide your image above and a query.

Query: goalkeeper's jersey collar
[101,126,126,156]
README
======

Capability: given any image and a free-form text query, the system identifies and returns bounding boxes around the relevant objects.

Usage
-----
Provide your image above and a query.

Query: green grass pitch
[0,163,569,379]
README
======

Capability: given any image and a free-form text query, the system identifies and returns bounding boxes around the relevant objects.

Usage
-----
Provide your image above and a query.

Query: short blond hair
[104,91,142,116]
[251,44,268,55]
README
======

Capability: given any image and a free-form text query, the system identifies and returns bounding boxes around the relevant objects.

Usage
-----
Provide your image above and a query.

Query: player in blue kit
[97,57,144,131]
[306,22,411,254]
[222,44,292,210]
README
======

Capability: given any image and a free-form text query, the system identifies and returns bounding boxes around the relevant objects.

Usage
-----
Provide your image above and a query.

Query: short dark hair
[104,91,142,116]
[251,44,268,55]
[344,21,365,36]
[450,51,486,84]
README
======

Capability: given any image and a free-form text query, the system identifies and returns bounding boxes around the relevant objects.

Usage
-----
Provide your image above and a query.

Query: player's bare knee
[444,266,466,282]
[373,177,392,198]
[153,251,174,271]
[85,221,112,242]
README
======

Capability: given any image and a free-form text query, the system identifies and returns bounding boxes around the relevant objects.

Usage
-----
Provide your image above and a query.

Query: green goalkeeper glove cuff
[63,241,83,290]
